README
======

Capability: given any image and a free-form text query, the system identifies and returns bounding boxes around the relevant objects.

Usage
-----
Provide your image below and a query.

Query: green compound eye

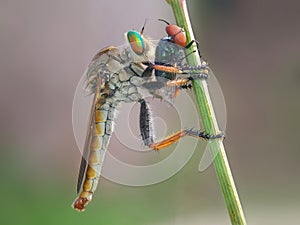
[127,30,145,55]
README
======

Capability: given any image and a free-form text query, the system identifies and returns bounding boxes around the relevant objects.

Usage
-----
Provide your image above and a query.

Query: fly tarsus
[188,73,208,80]
[179,83,192,89]
[184,128,225,140]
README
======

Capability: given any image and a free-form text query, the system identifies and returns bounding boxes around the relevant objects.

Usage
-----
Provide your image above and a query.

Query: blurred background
[0,0,299,224]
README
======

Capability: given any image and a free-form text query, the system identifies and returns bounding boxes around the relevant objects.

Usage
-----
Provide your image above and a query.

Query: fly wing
[85,46,123,95]
[76,78,103,193]
[76,46,121,193]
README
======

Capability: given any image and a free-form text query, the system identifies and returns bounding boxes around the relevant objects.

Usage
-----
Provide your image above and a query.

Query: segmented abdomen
[73,94,115,211]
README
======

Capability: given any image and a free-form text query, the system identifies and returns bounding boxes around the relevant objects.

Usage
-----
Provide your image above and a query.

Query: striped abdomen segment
[73,97,115,211]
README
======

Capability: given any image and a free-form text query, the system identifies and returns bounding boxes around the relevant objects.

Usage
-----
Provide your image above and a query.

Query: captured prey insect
[72,22,224,211]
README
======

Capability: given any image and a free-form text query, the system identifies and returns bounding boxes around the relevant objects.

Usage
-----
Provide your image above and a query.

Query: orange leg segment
[166,78,189,87]
[149,129,224,151]
[149,130,186,150]
[152,64,182,74]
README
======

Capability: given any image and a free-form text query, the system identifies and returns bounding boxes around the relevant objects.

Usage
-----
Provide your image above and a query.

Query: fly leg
[165,70,209,88]
[143,61,209,81]
[165,78,192,89]
[137,91,224,151]
[164,73,207,94]
[149,129,224,151]
[138,99,154,146]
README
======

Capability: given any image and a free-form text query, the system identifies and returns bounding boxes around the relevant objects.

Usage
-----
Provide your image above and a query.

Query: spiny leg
[137,98,224,151]
[163,73,209,94]
[139,99,154,146]
[148,63,209,80]
[165,73,209,88]
[149,129,224,151]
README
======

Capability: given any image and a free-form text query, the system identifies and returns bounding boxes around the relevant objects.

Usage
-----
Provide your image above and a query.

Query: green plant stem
[166,0,247,224]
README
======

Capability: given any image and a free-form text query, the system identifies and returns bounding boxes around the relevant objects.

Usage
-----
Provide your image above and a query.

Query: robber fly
[73,22,223,211]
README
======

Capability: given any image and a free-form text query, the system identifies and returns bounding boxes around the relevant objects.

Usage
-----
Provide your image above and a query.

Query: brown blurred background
[0,0,299,224]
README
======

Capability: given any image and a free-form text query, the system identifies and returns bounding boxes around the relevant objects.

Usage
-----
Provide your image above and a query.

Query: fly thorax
[105,57,123,73]
[106,74,120,91]
[130,75,146,87]
[118,68,133,81]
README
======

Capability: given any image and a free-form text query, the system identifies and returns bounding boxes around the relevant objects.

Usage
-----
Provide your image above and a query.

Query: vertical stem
[166,0,247,224]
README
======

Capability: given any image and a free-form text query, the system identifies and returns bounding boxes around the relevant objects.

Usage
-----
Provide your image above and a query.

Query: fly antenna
[140,18,149,35]
[158,18,170,25]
